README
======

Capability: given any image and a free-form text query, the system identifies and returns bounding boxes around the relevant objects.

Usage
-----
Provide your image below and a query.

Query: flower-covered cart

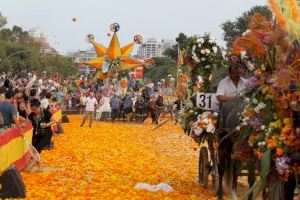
[180,33,225,195]
[230,3,300,198]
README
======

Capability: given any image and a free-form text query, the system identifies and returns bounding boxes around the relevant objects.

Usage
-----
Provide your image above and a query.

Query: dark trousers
[111,108,120,121]
[150,110,158,124]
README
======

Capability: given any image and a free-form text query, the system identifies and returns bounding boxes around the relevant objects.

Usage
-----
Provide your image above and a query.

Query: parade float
[84,23,144,72]
[81,23,154,97]
[179,33,226,194]
[230,1,300,198]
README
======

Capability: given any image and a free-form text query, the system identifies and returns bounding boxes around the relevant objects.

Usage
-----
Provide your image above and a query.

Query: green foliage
[163,33,188,61]
[261,148,271,181]
[0,14,76,76]
[0,13,7,29]
[163,46,178,61]
[184,33,224,92]
[221,5,273,49]
[144,57,177,83]
[176,33,188,50]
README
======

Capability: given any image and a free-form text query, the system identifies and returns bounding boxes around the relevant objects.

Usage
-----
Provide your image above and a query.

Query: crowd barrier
[0,107,62,171]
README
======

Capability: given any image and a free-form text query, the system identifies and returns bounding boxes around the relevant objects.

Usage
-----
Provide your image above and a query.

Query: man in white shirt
[215,63,249,199]
[216,65,246,103]
[80,91,98,128]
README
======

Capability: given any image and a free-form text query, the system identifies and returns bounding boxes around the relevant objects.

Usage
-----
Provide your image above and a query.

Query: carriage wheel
[199,147,209,188]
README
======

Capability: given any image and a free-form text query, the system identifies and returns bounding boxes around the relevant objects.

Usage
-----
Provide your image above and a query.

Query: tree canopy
[221,5,273,49]
[0,13,76,76]
[163,33,188,60]
[144,57,177,83]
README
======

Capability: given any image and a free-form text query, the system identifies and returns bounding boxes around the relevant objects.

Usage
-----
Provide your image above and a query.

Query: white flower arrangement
[254,102,266,113]
[208,38,216,44]
[258,141,266,147]
[253,98,258,104]
[197,38,205,44]
[212,46,218,54]
[222,51,227,59]
[241,51,247,59]
[191,111,218,136]
[245,97,251,103]
[197,76,204,83]
[192,45,201,63]
[192,53,200,63]
[247,61,255,71]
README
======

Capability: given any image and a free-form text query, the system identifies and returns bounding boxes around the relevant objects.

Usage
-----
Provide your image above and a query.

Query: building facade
[137,38,175,59]
[73,50,97,74]
[27,27,58,56]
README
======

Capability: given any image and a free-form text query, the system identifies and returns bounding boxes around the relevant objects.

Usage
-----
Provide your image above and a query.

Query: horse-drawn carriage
[192,95,254,199]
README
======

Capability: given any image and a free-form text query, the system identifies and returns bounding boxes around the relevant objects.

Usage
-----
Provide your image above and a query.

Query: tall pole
[176,44,180,87]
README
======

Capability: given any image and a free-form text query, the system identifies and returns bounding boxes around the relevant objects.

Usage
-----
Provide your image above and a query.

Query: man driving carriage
[215,57,255,200]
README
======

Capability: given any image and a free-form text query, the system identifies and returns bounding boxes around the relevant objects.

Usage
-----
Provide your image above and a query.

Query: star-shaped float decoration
[84,23,144,72]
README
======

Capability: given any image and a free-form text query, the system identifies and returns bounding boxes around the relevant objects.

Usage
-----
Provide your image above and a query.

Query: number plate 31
[196,93,219,111]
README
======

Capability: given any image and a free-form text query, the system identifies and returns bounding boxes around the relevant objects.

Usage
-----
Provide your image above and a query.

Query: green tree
[163,46,178,61]
[221,5,273,49]
[0,13,7,29]
[144,57,177,83]
[163,33,188,60]
[0,15,77,76]
[176,33,188,50]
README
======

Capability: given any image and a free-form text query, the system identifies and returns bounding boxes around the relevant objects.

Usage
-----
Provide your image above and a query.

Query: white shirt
[85,97,98,112]
[41,98,50,109]
[216,76,246,98]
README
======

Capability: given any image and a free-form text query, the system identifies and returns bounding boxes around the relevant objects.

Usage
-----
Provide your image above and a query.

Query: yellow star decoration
[85,32,143,71]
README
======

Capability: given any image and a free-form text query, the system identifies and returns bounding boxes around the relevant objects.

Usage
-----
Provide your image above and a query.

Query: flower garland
[190,111,218,142]
[233,13,300,198]
[181,33,225,142]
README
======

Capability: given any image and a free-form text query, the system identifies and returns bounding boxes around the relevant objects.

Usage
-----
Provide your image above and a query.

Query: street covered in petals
[1,0,300,199]
[22,116,212,199]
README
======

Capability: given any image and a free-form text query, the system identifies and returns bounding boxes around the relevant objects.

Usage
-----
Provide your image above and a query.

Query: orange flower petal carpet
[22,115,214,199]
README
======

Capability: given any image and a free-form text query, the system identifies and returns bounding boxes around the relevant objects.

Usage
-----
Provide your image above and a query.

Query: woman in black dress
[28,99,55,153]
[135,96,147,123]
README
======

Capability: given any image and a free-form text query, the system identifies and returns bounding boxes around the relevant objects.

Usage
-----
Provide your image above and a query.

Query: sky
[0,0,267,55]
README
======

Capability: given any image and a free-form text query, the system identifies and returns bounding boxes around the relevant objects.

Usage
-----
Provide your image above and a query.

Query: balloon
[144,58,155,68]
[134,35,143,44]
[86,34,95,43]
[110,23,120,32]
